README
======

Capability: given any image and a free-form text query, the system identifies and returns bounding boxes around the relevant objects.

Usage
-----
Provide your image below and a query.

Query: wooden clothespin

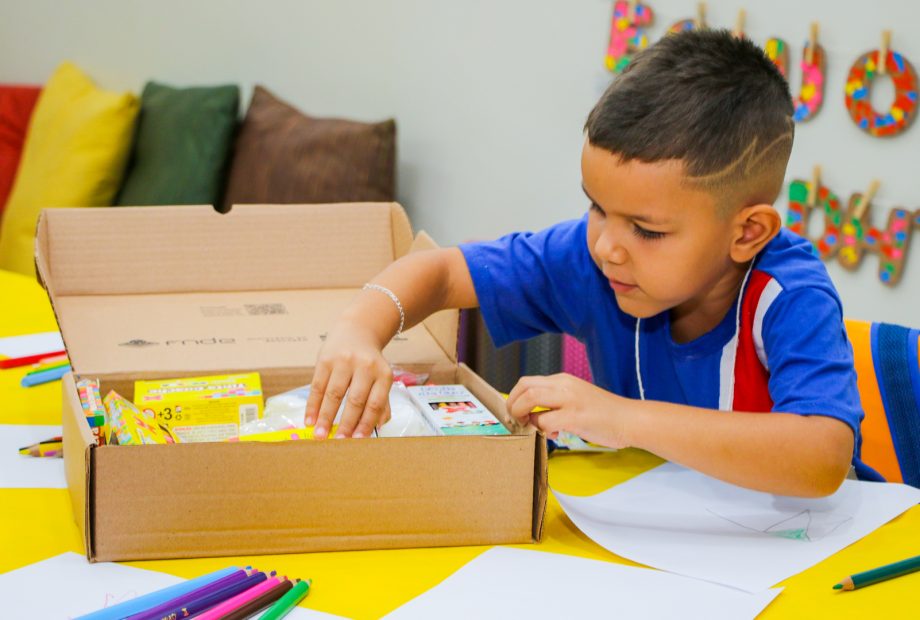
[853,179,880,220]
[695,2,707,30]
[879,30,891,76]
[734,9,746,38]
[807,165,822,206]
[628,0,638,22]
[807,22,819,65]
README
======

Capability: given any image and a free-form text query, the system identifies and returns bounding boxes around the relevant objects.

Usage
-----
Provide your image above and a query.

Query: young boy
[305,30,881,497]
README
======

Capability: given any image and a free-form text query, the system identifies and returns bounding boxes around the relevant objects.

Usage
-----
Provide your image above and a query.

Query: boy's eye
[632,223,665,241]
[589,202,605,216]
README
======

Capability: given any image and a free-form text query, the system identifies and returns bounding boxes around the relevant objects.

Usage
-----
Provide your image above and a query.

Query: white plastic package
[240,381,435,437]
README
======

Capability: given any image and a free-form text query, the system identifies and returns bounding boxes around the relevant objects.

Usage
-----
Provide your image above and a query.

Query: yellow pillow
[0,62,139,276]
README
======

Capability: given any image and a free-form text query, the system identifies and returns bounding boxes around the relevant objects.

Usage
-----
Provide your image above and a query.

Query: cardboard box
[36,203,547,562]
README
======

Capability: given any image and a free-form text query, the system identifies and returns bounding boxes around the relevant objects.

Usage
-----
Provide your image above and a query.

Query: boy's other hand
[506,373,631,449]
[305,325,393,440]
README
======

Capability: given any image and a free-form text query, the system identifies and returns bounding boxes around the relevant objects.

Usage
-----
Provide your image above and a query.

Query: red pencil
[0,350,67,370]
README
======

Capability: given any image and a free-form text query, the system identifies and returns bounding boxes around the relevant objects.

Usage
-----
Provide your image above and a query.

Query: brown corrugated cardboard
[37,203,547,562]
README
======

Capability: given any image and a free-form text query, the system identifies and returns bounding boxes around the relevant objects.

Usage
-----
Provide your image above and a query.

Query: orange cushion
[0,85,42,216]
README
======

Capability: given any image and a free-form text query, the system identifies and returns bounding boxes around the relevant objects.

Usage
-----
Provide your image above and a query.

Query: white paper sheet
[383,547,780,620]
[0,331,64,358]
[555,463,920,592]
[0,424,65,488]
[0,552,347,619]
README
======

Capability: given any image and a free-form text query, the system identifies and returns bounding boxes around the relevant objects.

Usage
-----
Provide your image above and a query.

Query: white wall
[2,0,917,325]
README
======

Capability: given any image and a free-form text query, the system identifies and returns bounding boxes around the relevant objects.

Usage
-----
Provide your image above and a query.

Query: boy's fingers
[336,371,375,438]
[507,376,548,414]
[508,385,563,421]
[305,363,330,426]
[314,366,353,440]
[528,409,566,437]
[354,380,391,438]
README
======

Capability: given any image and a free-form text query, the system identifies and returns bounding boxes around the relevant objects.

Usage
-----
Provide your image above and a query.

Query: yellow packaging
[103,391,178,445]
[134,373,264,443]
[229,426,338,443]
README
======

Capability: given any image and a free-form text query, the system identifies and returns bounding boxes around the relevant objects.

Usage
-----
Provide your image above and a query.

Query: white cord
[725,261,755,408]
[362,283,405,335]
[634,260,755,404]
[635,317,645,400]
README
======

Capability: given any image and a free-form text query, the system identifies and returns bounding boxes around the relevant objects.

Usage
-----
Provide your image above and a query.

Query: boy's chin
[612,295,666,320]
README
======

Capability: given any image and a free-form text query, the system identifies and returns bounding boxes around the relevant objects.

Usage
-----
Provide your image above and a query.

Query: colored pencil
[74,566,238,620]
[218,579,294,620]
[25,360,70,376]
[37,353,68,365]
[0,349,66,369]
[130,571,268,620]
[258,579,311,620]
[124,568,254,620]
[19,441,63,457]
[20,364,71,387]
[834,554,920,591]
[194,576,281,620]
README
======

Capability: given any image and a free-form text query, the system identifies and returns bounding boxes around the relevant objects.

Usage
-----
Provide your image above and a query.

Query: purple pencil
[141,572,269,620]
[124,568,252,620]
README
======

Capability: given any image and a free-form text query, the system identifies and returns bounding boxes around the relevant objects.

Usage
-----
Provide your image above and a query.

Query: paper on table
[555,462,920,592]
[0,553,183,618]
[383,547,780,620]
[0,331,64,359]
[0,553,347,619]
[0,424,65,488]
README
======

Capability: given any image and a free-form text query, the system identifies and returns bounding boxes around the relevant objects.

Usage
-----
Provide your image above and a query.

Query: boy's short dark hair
[585,29,794,210]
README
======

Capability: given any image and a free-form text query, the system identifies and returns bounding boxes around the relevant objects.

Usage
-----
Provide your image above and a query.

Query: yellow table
[1,268,918,619]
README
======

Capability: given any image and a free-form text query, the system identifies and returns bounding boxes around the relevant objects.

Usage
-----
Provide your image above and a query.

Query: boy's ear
[729,204,782,263]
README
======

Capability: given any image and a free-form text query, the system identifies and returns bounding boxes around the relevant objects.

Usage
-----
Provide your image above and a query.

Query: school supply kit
[35,203,546,562]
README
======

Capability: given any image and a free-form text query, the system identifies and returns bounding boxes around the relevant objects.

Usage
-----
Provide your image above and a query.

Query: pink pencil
[192,576,281,620]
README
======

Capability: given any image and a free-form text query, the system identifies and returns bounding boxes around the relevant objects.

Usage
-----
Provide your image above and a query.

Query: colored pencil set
[76,565,311,620]
[0,348,70,387]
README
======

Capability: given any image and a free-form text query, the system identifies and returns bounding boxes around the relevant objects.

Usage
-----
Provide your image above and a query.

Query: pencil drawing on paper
[706,508,853,541]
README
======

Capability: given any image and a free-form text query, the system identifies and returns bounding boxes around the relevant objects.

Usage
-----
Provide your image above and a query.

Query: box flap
[35,204,459,374]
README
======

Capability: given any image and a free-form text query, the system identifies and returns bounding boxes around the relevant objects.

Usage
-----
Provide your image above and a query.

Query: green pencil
[833,554,920,591]
[258,579,311,619]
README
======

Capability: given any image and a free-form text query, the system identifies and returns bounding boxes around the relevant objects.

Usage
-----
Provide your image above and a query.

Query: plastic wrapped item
[242,382,435,438]
[378,382,436,437]
[391,366,429,387]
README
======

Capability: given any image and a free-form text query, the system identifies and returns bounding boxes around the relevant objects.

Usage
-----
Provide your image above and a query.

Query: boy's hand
[305,324,393,440]
[506,373,631,449]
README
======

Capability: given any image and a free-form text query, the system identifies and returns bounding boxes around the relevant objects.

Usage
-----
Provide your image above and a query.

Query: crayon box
[134,373,264,442]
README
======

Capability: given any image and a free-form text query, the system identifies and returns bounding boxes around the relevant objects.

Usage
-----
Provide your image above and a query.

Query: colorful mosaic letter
[605,1,654,74]
[845,49,918,137]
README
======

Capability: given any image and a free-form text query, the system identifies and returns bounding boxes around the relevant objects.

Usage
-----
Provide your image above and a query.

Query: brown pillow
[222,86,396,212]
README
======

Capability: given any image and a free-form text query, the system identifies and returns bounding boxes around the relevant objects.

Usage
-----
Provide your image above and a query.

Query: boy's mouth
[608,277,638,294]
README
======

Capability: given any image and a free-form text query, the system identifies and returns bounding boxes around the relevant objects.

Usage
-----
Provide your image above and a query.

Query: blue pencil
[21,364,71,387]
[74,566,238,620]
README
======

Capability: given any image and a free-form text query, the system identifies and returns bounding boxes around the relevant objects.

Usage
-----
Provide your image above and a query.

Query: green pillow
[116,82,239,206]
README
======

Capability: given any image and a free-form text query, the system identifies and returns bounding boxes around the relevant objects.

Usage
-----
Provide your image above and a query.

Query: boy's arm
[306,248,476,439]
[507,374,854,497]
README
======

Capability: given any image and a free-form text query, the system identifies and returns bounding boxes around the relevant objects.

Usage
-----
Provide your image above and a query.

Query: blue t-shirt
[459,215,882,481]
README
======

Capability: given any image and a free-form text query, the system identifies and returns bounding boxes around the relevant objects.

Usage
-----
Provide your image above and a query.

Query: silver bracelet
[362,283,405,335]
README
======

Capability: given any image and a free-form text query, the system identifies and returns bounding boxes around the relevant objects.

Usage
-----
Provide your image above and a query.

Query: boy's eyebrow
[581,184,667,225]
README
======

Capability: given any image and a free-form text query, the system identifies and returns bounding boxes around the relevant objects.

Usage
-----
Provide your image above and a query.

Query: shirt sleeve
[762,286,864,440]
[458,216,592,348]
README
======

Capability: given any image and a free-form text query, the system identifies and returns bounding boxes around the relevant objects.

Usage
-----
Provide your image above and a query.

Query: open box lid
[34,203,459,376]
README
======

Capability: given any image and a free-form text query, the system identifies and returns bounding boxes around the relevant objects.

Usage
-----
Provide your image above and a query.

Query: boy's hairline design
[681,128,794,192]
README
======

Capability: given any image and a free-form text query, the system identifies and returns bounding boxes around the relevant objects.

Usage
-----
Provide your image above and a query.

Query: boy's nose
[595,231,628,265]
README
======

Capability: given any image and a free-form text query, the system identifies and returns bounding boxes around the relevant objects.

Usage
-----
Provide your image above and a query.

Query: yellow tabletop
[1,268,919,619]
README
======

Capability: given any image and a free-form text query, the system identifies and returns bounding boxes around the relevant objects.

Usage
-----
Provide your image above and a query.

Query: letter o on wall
[845,48,919,137]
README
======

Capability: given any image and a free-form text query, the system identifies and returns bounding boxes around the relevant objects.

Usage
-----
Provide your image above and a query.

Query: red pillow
[0,85,42,214]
